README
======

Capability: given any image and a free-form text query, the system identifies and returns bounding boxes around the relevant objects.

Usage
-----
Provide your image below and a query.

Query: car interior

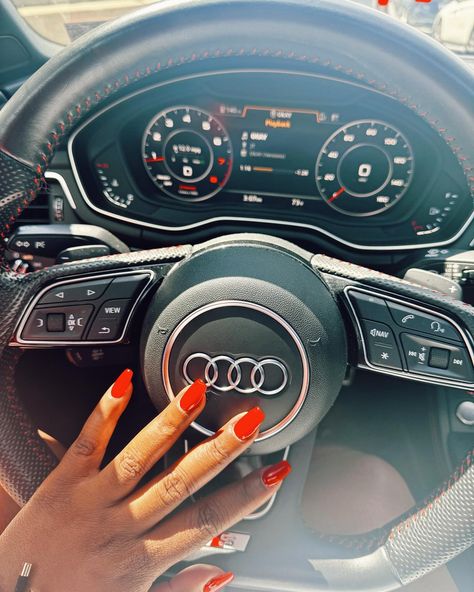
[0,0,472,590]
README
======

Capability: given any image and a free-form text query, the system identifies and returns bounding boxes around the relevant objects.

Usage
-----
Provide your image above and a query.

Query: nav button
[360,320,403,370]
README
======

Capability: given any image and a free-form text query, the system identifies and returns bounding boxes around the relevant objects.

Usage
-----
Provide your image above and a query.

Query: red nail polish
[203,572,234,592]
[262,460,292,487]
[180,379,206,413]
[111,368,133,398]
[234,406,265,440]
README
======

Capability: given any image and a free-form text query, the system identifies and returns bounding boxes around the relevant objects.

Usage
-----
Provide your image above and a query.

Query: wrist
[0,535,32,592]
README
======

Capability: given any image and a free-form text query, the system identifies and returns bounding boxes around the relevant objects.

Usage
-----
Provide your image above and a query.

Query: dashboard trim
[44,171,77,210]
[66,68,474,252]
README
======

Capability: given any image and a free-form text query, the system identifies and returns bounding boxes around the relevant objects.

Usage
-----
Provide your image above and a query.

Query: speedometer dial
[143,106,232,201]
[316,120,414,216]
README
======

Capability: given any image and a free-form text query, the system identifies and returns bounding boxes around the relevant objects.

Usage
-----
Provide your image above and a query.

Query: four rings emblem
[183,354,289,396]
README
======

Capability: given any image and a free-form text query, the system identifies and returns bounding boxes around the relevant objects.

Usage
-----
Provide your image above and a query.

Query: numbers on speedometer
[316,120,414,216]
[142,106,232,201]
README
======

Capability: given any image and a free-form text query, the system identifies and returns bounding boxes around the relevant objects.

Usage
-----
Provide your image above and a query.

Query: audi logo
[183,353,289,396]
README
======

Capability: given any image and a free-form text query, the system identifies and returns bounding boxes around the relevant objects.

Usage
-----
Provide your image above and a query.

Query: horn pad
[141,235,347,454]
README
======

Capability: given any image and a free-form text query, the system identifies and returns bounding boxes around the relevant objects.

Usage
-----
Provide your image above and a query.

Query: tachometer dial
[316,120,414,216]
[143,106,232,201]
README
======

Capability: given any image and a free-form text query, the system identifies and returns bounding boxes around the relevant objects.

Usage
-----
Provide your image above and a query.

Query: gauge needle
[328,186,345,202]
[145,156,164,163]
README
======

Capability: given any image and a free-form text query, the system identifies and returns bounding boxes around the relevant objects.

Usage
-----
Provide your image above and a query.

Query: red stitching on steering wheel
[2,46,470,242]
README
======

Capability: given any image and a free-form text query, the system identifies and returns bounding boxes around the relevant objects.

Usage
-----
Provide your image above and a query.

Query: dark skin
[0,374,285,591]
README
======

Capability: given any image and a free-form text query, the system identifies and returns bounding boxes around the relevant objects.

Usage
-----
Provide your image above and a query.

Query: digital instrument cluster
[70,71,473,249]
[141,106,415,218]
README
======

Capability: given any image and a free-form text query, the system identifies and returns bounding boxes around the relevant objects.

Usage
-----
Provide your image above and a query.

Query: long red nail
[180,379,206,413]
[234,406,265,440]
[262,460,292,487]
[203,572,234,592]
[111,368,133,398]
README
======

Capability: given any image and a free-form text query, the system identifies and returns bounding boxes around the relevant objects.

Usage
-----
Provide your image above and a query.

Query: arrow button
[39,279,112,304]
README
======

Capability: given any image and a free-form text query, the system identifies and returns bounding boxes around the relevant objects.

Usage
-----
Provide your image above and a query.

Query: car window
[10,0,160,45]
[9,0,474,55]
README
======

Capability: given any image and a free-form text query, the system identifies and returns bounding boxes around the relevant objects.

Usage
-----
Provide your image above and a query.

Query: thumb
[150,564,234,592]
[37,429,67,460]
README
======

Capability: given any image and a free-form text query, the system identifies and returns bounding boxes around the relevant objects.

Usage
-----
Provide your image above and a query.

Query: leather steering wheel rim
[0,1,472,589]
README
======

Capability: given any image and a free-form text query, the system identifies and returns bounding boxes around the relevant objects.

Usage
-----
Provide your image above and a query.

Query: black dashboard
[68,70,473,251]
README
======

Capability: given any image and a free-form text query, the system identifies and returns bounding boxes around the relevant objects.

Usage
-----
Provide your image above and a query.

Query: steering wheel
[0,0,473,589]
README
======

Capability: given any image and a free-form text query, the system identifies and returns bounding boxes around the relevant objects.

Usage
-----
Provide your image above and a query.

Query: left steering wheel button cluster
[17,272,152,345]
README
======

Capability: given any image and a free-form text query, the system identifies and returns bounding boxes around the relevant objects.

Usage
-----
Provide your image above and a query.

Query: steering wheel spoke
[12,270,154,348]
[4,248,188,350]
[314,254,474,391]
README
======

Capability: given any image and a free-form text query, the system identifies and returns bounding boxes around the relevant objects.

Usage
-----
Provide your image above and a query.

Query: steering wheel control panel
[13,271,153,346]
[346,287,474,389]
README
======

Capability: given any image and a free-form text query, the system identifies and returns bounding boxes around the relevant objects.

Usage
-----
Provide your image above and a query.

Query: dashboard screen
[72,71,473,249]
[142,103,414,218]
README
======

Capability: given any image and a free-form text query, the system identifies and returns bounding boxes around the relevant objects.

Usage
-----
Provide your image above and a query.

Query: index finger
[59,368,134,477]
[98,379,207,500]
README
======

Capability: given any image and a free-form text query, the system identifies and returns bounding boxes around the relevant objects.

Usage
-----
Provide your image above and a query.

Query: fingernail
[234,406,265,440]
[262,460,292,487]
[203,572,234,592]
[180,379,206,413]
[111,368,133,398]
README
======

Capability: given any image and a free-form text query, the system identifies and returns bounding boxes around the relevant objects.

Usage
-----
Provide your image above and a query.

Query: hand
[0,369,291,592]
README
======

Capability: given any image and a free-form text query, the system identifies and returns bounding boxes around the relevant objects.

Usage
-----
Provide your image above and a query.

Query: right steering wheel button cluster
[15,272,152,345]
[346,287,474,388]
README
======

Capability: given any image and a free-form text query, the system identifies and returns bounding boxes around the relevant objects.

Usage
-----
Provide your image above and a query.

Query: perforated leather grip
[0,247,190,504]
[385,450,473,584]
[311,254,474,587]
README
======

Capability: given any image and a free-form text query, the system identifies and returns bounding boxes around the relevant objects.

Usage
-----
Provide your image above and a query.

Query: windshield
[9,0,474,55]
